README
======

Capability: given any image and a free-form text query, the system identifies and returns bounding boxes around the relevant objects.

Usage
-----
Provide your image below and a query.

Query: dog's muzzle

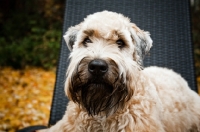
[69,57,130,116]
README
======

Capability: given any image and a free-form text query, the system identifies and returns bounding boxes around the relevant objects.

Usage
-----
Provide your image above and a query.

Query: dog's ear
[63,24,81,51]
[130,23,153,66]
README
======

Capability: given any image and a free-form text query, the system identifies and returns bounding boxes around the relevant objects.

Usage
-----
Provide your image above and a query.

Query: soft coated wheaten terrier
[40,11,200,132]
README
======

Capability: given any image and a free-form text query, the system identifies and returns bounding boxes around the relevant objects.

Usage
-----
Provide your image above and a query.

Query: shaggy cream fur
[39,11,200,132]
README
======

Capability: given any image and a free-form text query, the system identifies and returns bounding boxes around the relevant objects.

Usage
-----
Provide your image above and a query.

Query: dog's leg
[126,81,165,132]
[37,102,85,132]
[132,117,165,132]
[130,109,165,132]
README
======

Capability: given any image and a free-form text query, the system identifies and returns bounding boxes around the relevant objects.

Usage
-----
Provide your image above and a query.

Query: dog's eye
[116,39,125,48]
[83,38,92,45]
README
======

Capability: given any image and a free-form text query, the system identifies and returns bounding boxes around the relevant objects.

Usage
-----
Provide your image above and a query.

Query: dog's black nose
[88,59,108,75]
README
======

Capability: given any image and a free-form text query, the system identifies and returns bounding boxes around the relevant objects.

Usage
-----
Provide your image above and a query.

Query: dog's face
[64,11,152,116]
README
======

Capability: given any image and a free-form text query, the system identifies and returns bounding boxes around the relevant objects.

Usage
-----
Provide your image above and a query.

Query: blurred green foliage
[0,0,64,69]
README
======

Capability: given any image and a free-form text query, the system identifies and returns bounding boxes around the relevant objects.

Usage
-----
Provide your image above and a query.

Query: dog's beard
[80,82,115,115]
[69,62,130,116]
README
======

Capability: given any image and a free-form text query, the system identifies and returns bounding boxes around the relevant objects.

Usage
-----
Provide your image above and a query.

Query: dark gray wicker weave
[18,0,197,131]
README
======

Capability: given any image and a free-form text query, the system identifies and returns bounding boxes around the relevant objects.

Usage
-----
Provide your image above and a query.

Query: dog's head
[64,11,152,116]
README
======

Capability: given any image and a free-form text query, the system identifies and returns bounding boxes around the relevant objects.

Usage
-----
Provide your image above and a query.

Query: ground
[0,67,55,132]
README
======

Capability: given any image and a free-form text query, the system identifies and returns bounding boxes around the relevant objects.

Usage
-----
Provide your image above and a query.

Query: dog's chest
[77,113,133,132]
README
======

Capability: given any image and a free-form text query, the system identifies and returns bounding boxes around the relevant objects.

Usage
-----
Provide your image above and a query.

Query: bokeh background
[0,0,200,131]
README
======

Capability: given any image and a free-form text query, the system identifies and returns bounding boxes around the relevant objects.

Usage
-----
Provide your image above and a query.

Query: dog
[39,11,200,132]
